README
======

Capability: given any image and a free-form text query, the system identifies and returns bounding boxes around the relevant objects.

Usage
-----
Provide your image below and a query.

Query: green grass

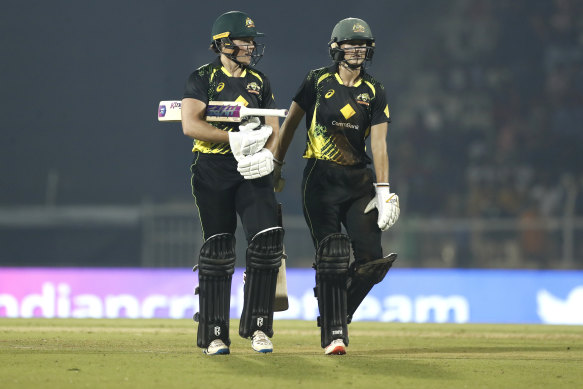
[1,319,581,388]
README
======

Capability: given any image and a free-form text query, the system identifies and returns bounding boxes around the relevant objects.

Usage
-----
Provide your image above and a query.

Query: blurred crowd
[392,0,583,221]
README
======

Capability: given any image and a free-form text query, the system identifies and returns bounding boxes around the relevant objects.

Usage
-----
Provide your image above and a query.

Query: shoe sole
[325,346,346,355]
[203,348,230,355]
[252,347,273,353]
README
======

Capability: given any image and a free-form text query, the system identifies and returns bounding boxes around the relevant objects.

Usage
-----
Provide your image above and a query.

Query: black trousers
[191,152,278,243]
[301,159,382,262]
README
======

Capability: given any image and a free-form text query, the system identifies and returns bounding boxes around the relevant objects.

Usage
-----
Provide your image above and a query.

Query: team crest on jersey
[356,93,370,106]
[246,17,255,28]
[247,82,260,95]
[353,23,366,33]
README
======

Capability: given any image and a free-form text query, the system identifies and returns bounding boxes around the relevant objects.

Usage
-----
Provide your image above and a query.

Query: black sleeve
[370,83,391,125]
[292,71,316,112]
[183,70,209,103]
[260,75,276,109]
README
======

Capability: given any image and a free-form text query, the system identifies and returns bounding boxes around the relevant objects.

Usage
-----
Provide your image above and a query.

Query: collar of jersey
[221,66,247,78]
[334,72,362,87]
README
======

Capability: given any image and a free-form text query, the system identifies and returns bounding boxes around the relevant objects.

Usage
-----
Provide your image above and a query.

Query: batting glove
[228,117,272,161]
[364,183,400,231]
[273,158,285,192]
[237,148,275,179]
[239,117,262,132]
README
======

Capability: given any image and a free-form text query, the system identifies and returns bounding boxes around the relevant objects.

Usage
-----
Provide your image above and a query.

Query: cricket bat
[274,203,289,312]
[158,100,288,122]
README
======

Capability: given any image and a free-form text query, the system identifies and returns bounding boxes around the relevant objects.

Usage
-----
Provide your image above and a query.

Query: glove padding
[237,148,275,179]
[228,117,272,162]
[273,159,285,192]
[364,184,400,231]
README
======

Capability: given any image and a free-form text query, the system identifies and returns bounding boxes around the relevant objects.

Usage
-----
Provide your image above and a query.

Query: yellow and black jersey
[293,66,390,166]
[183,57,276,154]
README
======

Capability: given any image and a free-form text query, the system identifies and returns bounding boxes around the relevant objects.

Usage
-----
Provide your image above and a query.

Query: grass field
[1,319,581,388]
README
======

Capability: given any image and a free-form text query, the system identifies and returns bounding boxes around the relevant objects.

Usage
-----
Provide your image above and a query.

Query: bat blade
[274,255,289,311]
[157,100,288,122]
[158,100,182,122]
[204,102,244,122]
[274,203,289,312]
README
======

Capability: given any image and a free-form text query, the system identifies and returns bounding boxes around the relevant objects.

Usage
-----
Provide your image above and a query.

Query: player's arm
[263,115,280,154]
[370,122,389,183]
[181,98,230,143]
[366,121,399,231]
[274,101,305,161]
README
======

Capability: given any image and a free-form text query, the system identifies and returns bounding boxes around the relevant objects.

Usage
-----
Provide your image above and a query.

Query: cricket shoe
[324,339,346,355]
[251,330,273,353]
[203,339,230,355]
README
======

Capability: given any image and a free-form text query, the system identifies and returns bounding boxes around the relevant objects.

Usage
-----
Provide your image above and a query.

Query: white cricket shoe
[251,330,273,353]
[203,339,229,355]
[324,339,346,355]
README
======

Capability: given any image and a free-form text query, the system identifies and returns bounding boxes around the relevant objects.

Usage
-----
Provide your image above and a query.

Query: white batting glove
[228,117,272,161]
[237,149,275,179]
[239,117,262,132]
[273,158,285,192]
[364,183,400,231]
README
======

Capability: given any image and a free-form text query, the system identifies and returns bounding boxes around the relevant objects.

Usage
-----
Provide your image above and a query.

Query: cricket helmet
[211,11,264,41]
[329,17,375,64]
[210,11,265,66]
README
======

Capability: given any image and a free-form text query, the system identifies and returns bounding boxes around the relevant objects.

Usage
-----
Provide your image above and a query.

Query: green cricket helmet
[210,11,265,66]
[211,11,265,40]
[329,17,375,65]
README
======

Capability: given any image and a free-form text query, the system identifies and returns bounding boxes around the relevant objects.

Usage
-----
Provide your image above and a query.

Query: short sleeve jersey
[183,58,276,154]
[293,66,390,166]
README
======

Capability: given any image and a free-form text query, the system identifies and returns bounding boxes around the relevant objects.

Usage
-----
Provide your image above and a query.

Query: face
[230,37,256,65]
[340,40,368,66]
